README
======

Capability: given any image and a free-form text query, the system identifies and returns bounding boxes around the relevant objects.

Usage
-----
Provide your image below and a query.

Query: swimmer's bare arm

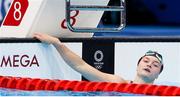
[33,33,126,83]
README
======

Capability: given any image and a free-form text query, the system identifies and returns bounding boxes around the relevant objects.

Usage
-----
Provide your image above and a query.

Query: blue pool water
[0,88,143,96]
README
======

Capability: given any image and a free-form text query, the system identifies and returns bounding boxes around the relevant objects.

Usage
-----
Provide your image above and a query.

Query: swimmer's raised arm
[33,33,126,83]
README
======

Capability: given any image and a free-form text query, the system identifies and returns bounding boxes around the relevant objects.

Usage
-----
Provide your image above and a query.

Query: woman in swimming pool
[33,33,163,84]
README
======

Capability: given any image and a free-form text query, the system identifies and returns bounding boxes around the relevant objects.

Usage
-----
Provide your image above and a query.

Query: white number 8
[13,1,21,21]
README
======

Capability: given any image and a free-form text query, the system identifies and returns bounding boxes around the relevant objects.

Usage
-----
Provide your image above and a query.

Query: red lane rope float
[35,79,49,90]
[84,81,97,91]
[0,76,180,96]
[54,80,70,91]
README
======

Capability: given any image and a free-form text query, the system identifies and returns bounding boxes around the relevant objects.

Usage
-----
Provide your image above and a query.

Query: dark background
[101,0,180,26]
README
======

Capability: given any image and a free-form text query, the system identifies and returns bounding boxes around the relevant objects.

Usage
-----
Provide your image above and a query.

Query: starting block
[0,0,125,38]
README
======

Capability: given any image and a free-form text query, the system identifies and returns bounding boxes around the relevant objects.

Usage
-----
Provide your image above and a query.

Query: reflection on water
[0,88,143,96]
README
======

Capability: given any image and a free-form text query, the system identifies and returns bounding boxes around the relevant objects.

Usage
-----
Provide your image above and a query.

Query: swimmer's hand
[33,33,60,44]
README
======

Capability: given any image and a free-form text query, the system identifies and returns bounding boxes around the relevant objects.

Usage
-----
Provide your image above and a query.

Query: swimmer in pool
[33,33,163,84]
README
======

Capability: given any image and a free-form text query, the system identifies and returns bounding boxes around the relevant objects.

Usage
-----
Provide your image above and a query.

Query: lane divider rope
[0,76,179,96]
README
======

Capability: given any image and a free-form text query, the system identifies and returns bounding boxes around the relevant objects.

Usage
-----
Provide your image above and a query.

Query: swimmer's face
[137,56,162,81]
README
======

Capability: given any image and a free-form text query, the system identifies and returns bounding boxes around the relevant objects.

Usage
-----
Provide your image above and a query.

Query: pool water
[0,88,143,96]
